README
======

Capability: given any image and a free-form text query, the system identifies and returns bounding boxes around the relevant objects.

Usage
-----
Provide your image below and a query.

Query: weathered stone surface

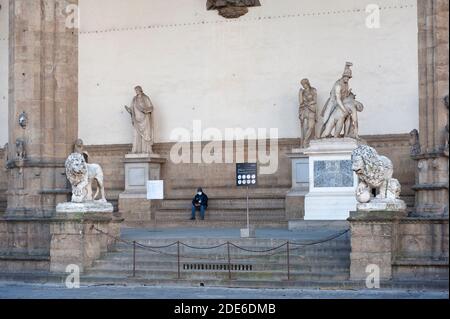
[357,199,407,212]
[56,202,114,214]
[414,0,449,216]
[206,0,261,18]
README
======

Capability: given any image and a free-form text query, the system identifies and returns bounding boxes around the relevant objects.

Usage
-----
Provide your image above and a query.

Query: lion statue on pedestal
[65,152,106,203]
[351,145,401,204]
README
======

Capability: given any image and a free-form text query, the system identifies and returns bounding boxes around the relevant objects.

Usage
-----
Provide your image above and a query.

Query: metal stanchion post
[287,241,290,281]
[227,242,231,280]
[177,241,181,279]
[133,241,136,277]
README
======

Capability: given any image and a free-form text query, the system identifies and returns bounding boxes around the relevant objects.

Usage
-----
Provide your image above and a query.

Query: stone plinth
[348,210,408,281]
[56,202,114,214]
[119,154,166,226]
[357,199,407,212]
[304,138,363,220]
[50,204,120,273]
[285,149,309,220]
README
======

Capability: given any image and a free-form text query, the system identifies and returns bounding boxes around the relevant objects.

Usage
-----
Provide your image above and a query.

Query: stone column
[412,0,449,216]
[0,0,78,269]
[7,0,78,217]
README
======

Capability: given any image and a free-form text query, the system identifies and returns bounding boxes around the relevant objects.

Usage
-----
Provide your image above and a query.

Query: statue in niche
[444,95,449,157]
[207,0,261,19]
[15,138,26,161]
[3,143,8,170]
[125,86,154,154]
[320,62,364,139]
[409,129,421,156]
[299,78,318,148]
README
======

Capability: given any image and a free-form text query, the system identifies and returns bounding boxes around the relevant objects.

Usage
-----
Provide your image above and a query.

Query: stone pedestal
[348,210,408,281]
[119,154,166,226]
[303,138,362,220]
[50,203,120,273]
[285,150,309,221]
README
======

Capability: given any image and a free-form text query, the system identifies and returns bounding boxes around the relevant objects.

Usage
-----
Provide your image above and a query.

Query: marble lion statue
[65,152,107,203]
[351,145,401,203]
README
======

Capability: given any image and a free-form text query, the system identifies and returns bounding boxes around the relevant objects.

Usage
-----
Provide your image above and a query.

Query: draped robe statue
[125,86,154,154]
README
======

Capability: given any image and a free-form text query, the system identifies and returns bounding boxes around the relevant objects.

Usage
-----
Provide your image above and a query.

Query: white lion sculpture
[351,145,401,204]
[65,153,107,203]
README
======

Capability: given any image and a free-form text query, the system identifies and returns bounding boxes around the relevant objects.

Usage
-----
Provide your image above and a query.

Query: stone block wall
[81,134,415,211]
[350,213,449,283]
[0,220,52,272]
[0,134,415,214]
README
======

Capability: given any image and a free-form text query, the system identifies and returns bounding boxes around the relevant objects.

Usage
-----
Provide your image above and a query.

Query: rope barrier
[289,229,350,246]
[92,226,350,252]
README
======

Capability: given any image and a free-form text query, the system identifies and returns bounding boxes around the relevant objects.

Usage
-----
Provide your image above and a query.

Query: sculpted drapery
[125,86,154,154]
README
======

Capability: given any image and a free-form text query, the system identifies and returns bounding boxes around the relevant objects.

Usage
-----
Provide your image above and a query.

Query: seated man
[191,187,208,220]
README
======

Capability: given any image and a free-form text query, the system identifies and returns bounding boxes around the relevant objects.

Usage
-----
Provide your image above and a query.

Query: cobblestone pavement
[0,282,447,299]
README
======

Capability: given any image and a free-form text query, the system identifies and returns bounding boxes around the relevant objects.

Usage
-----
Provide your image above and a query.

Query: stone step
[84,269,350,281]
[154,216,287,223]
[166,188,290,199]
[113,237,350,248]
[156,206,286,218]
[91,260,350,272]
[152,221,289,228]
[156,212,287,220]
[160,198,285,210]
[112,244,351,254]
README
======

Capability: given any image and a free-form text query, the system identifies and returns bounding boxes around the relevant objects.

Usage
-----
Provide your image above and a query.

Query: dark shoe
[190,217,196,220]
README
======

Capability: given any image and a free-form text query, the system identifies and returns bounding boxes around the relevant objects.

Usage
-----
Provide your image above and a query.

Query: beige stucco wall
[0,0,419,145]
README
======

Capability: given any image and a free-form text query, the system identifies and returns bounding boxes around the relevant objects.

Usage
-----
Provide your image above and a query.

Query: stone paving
[0,282,447,299]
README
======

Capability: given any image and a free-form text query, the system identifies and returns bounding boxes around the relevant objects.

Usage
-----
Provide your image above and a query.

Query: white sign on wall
[147,180,164,200]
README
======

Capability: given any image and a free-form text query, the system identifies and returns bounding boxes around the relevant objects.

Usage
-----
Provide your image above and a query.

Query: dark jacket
[192,193,208,208]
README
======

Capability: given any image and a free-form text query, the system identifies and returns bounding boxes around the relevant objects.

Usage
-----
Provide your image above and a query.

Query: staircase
[82,228,351,288]
[153,196,288,228]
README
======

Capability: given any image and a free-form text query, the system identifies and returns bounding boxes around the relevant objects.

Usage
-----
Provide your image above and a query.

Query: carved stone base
[285,150,309,220]
[303,138,364,220]
[119,153,165,226]
[357,198,407,212]
[56,201,114,214]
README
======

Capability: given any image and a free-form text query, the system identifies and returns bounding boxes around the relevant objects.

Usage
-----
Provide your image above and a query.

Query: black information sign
[236,163,258,187]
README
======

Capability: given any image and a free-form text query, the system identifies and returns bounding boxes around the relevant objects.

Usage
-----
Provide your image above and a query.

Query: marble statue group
[299,62,364,148]
[61,61,405,214]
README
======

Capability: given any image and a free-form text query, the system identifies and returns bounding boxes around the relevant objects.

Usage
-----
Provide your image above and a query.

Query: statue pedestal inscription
[119,153,166,226]
[303,138,363,220]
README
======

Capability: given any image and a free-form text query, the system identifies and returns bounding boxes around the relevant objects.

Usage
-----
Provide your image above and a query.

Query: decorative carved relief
[15,138,26,161]
[409,129,421,156]
[207,0,261,19]
[444,95,449,157]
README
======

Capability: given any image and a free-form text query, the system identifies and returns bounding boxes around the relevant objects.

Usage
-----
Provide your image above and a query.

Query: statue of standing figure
[299,78,318,148]
[125,86,154,154]
[320,62,364,139]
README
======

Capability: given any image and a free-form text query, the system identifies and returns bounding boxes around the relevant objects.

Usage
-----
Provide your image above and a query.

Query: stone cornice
[81,134,411,153]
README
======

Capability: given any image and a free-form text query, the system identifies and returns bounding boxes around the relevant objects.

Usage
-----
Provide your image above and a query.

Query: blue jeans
[191,204,206,219]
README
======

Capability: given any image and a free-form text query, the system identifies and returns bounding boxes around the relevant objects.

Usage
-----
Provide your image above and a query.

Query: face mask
[197,192,202,195]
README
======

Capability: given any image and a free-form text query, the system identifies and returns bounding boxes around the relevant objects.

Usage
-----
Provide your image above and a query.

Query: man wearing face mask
[191,187,209,220]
